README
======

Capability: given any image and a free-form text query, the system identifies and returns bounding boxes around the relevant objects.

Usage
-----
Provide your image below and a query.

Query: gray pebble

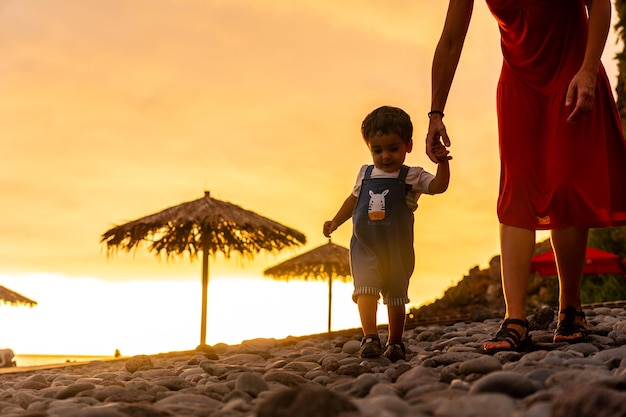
[469,371,537,398]
[434,392,517,417]
[0,304,624,417]
[54,383,97,399]
[235,371,268,397]
[459,355,502,374]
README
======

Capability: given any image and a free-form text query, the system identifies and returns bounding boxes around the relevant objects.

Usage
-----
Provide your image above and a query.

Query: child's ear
[406,140,413,153]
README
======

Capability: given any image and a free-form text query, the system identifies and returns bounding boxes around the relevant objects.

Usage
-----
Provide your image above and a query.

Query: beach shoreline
[11,354,113,369]
[0,306,625,416]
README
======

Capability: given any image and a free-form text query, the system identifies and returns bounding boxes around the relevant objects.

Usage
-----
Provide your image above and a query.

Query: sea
[13,354,112,368]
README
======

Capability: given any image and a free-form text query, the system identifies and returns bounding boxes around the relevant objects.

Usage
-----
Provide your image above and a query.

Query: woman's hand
[426,115,451,163]
[431,142,452,163]
[566,69,597,123]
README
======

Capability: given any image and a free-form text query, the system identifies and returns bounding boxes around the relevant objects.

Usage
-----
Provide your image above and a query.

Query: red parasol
[530,247,626,276]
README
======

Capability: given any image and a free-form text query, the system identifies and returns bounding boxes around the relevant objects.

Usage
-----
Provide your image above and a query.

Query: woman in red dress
[427,0,626,353]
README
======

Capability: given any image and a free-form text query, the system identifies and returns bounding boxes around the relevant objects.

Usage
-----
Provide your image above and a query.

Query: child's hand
[323,221,336,238]
[431,142,452,163]
[426,116,451,163]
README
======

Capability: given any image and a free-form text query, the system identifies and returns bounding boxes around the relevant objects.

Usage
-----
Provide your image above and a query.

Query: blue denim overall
[350,165,414,306]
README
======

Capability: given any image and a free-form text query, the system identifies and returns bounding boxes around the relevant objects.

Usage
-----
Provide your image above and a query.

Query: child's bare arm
[428,143,451,194]
[429,161,450,194]
[323,194,357,237]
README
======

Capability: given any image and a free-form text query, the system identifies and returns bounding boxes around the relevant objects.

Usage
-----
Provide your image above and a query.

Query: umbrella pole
[328,274,333,334]
[200,245,209,348]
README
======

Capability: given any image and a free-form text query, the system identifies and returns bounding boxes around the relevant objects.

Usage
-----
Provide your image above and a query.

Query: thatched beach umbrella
[263,240,351,333]
[0,285,37,307]
[101,191,306,349]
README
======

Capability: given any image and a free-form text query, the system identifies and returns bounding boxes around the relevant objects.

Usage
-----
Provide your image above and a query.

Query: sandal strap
[502,318,529,328]
[555,320,586,336]
[556,306,587,337]
[559,305,585,320]
[490,318,529,345]
[386,341,405,352]
[361,334,380,345]
[554,305,587,344]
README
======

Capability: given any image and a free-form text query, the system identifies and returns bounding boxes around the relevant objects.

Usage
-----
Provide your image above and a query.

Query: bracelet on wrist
[428,110,444,118]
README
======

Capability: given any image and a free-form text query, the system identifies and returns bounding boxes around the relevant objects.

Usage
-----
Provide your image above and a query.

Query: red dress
[486,0,626,229]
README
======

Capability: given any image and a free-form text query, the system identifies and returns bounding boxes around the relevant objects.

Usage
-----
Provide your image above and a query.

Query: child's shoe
[358,334,382,358]
[382,341,406,362]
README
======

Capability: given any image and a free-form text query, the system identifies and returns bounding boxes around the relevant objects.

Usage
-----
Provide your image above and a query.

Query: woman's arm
[566,0,612,122]
[426,0,474,162]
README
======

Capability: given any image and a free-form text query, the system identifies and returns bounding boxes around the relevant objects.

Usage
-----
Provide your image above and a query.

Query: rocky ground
[0,305,626,417]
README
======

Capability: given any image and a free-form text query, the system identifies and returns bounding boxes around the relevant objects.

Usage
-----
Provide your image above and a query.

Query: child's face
[366,133,413,173]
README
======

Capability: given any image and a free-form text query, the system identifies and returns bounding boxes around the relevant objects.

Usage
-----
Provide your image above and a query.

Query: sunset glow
[0,274,389,356]
[0,1,621,356]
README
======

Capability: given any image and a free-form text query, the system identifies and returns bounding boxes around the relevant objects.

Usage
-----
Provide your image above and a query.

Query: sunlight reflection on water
[0,274,394,357]
[13,354,111,368]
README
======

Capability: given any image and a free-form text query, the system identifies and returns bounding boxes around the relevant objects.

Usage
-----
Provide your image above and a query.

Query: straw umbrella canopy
[263,240,351,333]
[0,285,37,307]
[101,191,306,349]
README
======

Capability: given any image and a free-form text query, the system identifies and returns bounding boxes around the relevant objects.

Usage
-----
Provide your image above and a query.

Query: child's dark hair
[361,106,413,143]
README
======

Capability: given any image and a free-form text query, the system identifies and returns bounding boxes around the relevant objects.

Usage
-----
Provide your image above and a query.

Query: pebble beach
[1,305,626,417]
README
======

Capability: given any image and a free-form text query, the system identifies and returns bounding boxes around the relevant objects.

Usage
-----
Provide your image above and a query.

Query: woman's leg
[483,224,535,350]
[551,227,588,342]
[500,224,536,318]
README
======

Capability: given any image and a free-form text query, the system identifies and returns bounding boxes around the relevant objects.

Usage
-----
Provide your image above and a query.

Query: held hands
[431,142,452,163]
[566,68,597,123]
[426,115,452,163]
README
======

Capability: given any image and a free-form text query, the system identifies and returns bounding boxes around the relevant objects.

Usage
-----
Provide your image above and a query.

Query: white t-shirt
[351,165,435,212]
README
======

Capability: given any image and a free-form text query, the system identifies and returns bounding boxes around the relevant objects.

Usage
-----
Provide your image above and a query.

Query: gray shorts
[351,270,410,306]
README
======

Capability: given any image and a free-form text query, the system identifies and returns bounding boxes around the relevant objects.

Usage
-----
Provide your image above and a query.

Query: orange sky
[0,1,622,307]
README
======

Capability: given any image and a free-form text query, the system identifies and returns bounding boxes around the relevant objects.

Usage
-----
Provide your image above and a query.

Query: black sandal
[553,306,587,344]
[481,318,531,354]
